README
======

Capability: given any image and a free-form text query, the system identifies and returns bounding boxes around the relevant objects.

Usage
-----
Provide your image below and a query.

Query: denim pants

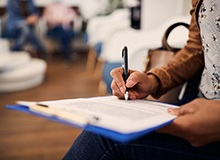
[47,25,74,60]
[63,130,220,160]
[10,22,45,53]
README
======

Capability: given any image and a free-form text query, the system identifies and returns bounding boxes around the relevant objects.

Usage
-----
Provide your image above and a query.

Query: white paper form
[38,96,177,134]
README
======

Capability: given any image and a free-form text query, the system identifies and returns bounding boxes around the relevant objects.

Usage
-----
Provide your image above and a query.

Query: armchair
[85,8,130,76]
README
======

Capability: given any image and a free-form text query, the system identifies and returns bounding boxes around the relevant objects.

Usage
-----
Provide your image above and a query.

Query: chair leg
[98,79,108,95]
[93,59,104,81]
[86,47,97,74]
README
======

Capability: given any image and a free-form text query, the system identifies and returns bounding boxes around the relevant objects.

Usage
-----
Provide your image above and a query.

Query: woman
[63,0,220,159]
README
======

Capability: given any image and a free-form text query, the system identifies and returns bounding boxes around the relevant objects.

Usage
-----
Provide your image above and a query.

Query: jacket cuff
[146,68,171,98]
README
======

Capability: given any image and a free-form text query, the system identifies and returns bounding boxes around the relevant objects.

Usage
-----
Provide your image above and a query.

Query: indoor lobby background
[0,0,191,159]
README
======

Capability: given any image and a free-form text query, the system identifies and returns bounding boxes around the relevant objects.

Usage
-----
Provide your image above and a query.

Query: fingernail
[167,108,174,114]
[120,87,125,94]
[126,79,133,86]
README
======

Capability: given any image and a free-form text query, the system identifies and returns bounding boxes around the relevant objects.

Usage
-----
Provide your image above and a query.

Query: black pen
[122,46,129,100]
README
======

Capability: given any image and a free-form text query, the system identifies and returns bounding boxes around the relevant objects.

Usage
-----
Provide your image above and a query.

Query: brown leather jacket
[147,0,204,98]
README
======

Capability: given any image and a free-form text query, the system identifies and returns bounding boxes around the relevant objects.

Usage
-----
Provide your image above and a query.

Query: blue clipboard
[6,104,173,142]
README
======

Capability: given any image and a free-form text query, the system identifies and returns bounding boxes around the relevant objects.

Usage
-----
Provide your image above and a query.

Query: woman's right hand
[110,67,159,100]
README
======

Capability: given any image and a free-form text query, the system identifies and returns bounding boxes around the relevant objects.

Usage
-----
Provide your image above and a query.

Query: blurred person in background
[43,0,79,63]
[5,0,47,59]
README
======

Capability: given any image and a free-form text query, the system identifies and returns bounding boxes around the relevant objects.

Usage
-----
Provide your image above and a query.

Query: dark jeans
[8,22,46,58]
[63,130,220,160]
[47,25,74,60]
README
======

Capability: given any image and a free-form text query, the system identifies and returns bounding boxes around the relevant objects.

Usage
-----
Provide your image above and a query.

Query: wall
[141,0,191,30]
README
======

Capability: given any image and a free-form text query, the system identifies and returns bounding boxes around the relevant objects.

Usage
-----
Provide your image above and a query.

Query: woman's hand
[110,67,159,100]
[158,98,220,147]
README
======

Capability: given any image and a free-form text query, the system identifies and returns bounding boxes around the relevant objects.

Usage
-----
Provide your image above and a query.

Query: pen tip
[124,91,129,101]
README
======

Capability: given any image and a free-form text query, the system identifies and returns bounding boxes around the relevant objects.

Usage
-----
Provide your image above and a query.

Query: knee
[18,24,31,35]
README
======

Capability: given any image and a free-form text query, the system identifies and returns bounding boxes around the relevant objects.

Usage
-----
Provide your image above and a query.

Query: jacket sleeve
[146,0,204,98]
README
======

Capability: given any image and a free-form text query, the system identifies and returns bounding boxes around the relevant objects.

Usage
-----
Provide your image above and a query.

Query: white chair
[86,8,130,46]
[100,0,192,64]
[85,8,131,76]
[101,15,191,71]
[0,51,31,71]
[0,39,10,52]
[0,52,47,92]
[98,0,191,94]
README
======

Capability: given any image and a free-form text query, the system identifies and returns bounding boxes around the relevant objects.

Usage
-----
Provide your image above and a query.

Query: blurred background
[0,0,191,159]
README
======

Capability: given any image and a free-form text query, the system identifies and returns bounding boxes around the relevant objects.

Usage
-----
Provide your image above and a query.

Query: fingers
[111,67,146,99]
[167,99,200,116]
[167,108,182,116]
[167,107,194,116]
[110,67,126,96]
[111,80,124,98]
[126,72,142,88]
[111,67,139,92]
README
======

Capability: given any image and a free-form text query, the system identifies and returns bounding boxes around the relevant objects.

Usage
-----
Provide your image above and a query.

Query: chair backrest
[0,38,10,52]
[86,8,130,46]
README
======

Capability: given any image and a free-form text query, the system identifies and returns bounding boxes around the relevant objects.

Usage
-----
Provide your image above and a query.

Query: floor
[0,51,107,160]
